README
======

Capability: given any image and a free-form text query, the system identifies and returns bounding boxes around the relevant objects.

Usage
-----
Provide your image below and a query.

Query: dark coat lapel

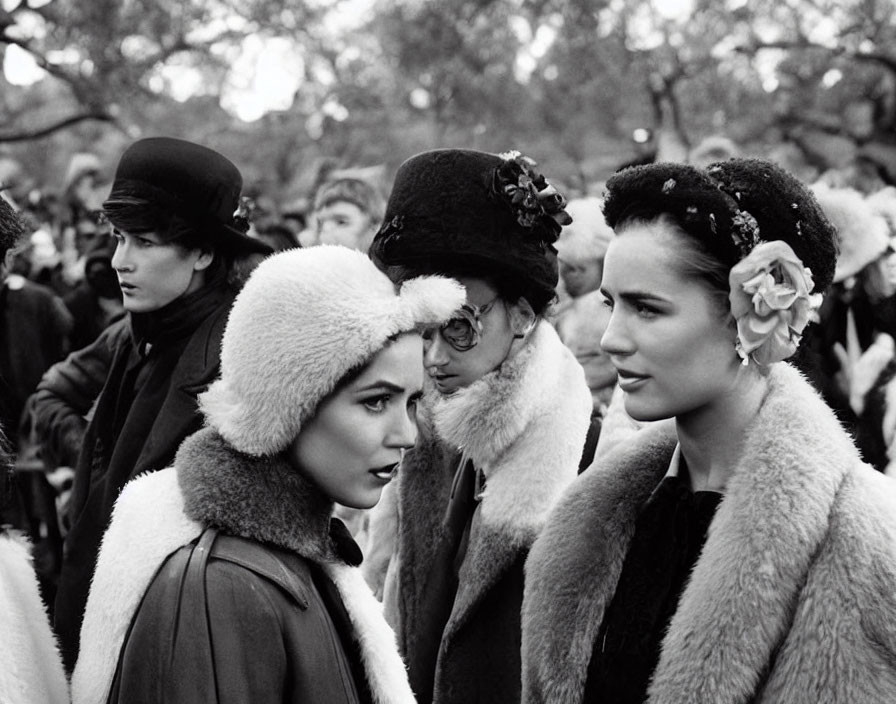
[444,513,530,644]
[132,299,230,477]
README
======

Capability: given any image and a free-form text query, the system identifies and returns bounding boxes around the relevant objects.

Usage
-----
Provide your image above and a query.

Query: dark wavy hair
[603,158,838,296]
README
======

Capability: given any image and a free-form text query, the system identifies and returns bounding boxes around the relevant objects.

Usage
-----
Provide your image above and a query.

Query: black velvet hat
[369,149,571,304]
[103,137,271,256]
[602,158,838,293]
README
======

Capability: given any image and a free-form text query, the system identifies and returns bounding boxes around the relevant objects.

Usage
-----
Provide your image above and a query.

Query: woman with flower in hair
[522,159,896,704]
[366,149,593,704]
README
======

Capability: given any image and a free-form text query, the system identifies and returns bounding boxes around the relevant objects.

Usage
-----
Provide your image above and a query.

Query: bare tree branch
[739,39,896,74]
[0,112,119,143]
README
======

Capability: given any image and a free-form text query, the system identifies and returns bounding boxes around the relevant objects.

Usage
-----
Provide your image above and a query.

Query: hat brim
[220,223,274,257]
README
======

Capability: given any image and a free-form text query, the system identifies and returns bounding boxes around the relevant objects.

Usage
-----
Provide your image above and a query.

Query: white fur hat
[200,245,465,456]
[555,197,613,263]
[866,186,896,237]
[811,182,890,283]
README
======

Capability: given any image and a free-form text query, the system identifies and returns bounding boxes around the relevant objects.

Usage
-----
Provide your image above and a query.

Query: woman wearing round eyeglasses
[366,148,594,704]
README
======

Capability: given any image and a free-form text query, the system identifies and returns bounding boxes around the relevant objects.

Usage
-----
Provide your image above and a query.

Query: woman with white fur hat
[71,245,465,704]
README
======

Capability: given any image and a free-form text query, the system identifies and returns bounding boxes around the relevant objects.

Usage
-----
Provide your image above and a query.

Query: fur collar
[75,430,416,704]
[73,469,203,704]
[429,319,592,539]
[523,364,875,703]
[177,427,337,562]
[432,320,577,470]
[0,533,69,704]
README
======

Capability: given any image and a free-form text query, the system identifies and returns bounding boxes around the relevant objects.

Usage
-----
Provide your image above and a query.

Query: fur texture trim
[323,562,416,704]
[72,469,202,704]
[176,428,336,560]
[431,319,593,539]
[523,363,896,703]
[382,318,592,664]
[0,532,69,704]
[200,245,465,456]
[74,430,418,704]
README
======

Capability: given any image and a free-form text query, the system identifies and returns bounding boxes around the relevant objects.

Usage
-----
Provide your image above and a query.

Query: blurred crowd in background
[3,132,896,614]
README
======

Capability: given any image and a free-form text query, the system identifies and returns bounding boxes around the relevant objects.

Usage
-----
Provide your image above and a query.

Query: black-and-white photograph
[2,1,896,702]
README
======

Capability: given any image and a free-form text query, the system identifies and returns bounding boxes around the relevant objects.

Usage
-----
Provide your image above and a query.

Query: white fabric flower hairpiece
[728,240,823,366]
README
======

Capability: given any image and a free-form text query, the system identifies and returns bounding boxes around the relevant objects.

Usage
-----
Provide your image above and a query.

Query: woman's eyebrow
[599,287,669,304]
[618,290,669,303]
[355,380,405,393]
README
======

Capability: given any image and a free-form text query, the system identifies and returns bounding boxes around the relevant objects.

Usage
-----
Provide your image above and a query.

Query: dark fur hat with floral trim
[603,158,838,294]
[369,148,571,311]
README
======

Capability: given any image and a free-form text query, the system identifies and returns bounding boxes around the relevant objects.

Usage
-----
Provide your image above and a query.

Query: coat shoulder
[208,534,313,609]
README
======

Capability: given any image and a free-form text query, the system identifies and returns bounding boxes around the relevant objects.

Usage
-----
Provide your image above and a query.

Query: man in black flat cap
[28,137,271,671]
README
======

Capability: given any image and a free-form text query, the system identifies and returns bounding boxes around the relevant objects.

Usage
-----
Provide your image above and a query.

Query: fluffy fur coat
[522,363,896,703]
[368,320,592,703]
[0,532,68,704]
[73,428,415,704]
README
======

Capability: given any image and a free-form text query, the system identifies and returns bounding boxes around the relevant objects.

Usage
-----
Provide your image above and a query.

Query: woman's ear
[193,248,214,272]
[508,297,536,338]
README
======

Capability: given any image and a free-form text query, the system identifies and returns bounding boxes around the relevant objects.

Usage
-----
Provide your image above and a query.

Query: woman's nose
[423,332,450,368]
[111,240,131,272]
[388,407,418,450]
[599,310,633,357]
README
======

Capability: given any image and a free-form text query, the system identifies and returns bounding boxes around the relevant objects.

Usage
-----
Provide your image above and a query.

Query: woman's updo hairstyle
[602,158,838,295]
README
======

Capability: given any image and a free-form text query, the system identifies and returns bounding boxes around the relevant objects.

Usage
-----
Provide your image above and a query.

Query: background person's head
[311,174,385,251]
[369,148,571,393]
[600,158,837,421]
[102,137,272,313]
[198,245,464,507]
[811,182,891,300]
[555,196,613,299]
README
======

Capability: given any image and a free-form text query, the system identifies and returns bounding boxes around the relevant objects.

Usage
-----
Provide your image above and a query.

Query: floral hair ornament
[231,196,254,234]
[728,240,823,366]
[493,150,572,241]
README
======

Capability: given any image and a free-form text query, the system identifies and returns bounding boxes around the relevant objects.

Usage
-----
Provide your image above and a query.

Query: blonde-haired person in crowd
[308,169,386,252]
[554,196,617,420]
[523,159,896,703]
[72,246,464,704]
[802,182,895,471]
